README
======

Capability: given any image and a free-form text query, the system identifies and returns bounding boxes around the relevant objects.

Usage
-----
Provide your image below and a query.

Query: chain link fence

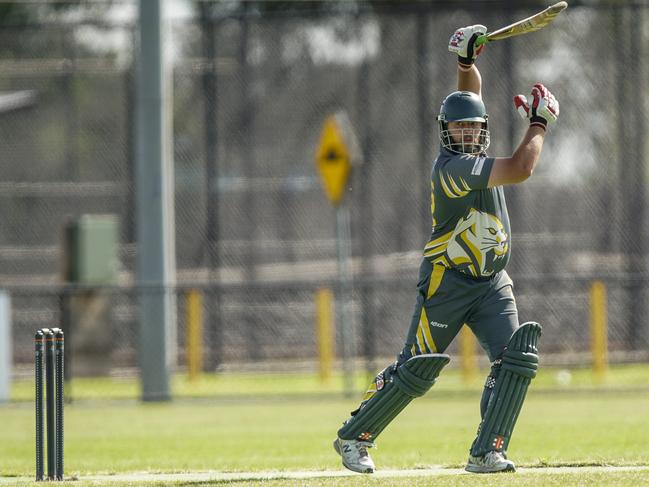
[2,1,648,391]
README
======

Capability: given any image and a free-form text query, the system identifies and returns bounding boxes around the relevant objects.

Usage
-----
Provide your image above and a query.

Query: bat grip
[474,34,488,47]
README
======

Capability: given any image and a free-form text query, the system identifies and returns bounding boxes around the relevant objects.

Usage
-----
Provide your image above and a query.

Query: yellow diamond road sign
[316,115,352,205]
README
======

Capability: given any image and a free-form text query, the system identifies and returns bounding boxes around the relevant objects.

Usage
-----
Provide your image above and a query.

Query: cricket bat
[474,2,568,47]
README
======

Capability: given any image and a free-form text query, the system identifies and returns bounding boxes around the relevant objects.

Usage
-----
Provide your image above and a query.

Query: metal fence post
[0,291,10,403]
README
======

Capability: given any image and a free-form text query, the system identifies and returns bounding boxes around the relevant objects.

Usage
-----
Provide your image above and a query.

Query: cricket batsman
[333,24,559,474]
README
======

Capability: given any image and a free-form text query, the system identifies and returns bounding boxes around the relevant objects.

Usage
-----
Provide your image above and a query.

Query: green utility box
[62,214,119,377]
[64,214,118,284]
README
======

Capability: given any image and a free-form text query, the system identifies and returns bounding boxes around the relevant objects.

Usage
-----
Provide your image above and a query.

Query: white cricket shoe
[333,437,376,474]
[465,451,516,473]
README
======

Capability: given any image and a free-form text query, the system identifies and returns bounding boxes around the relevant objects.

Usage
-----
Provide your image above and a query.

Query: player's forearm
[488,84,557,187]
[512,126,546,177]
[458,64,481,96]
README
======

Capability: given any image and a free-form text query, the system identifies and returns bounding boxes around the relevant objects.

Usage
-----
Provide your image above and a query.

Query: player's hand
[448,25,487,68]
[513,83,559,130]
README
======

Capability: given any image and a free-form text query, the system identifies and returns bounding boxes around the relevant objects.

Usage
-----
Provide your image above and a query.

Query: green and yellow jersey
[424,148,510,278]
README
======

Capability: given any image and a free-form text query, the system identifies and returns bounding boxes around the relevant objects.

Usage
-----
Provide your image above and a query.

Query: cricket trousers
[399,259,519,364]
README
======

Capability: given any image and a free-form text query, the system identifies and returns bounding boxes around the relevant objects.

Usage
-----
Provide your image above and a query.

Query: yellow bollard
[460,325,478,385]
[316,287,335,383]
[186,289,203,382]
[590,280,608,380]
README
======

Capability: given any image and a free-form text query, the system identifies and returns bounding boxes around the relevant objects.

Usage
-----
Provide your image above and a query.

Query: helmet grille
[439,125,490,155]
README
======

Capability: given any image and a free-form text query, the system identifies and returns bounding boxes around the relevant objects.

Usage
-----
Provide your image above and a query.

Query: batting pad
[470,321,542,457]
[338,353,450,442]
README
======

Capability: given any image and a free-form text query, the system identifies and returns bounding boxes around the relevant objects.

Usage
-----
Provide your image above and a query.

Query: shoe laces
[355,441,376,457]
[485,451,505,462]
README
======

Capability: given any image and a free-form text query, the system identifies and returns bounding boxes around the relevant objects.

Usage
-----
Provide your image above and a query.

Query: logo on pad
[492,436,505,450]
[375,373,385,391]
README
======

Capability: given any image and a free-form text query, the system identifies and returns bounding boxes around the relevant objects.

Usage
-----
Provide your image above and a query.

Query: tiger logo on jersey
[446,208,509,277]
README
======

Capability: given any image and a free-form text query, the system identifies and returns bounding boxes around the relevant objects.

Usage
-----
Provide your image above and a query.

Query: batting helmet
[437,91,490,155]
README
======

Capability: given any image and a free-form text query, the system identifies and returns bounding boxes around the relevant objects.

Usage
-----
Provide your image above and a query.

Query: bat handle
[474,34,488,47]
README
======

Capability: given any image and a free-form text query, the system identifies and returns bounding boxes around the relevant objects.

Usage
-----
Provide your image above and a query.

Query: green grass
[224,471,649,487]
[4,471,649,487]
[2,364,649,485]
[10,362,649,401]
[186,470,649,487]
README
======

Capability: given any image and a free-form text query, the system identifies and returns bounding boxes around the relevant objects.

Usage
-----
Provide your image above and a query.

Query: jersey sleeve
[435,154,495,198]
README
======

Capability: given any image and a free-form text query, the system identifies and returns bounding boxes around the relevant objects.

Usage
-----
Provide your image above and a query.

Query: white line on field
[2,465,649,484]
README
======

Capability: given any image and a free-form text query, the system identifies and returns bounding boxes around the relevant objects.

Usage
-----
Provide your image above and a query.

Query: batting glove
[448,25,487,69]
[513,83,559,130]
